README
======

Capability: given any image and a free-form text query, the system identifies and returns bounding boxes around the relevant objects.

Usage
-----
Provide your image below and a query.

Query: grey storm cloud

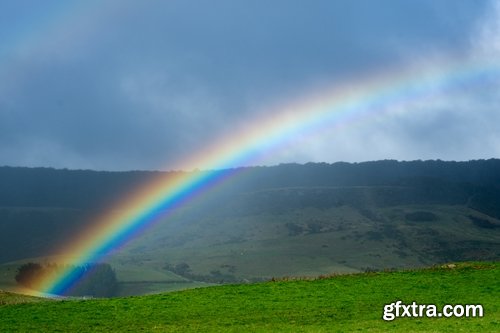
[0,0,498,170]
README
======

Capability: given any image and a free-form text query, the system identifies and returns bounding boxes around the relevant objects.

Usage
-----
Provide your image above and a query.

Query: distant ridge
[1,159,499,209]
[0,159,499,281]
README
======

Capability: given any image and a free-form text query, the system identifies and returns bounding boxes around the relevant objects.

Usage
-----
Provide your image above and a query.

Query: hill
[0,160,499,296]
[0,262,498,332]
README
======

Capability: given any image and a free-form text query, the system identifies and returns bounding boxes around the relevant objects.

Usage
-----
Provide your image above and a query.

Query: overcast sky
[1,0,499,171]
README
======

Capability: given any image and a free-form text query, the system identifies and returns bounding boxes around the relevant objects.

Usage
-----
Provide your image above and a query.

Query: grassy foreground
[0,262,499,332]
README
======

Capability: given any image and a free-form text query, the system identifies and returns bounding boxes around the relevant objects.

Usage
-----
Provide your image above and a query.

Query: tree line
[15,262,118,297]
[1,159,499,209]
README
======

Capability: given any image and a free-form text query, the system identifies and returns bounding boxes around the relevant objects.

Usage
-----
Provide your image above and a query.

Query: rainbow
[2,1,497,297]
[25,55,497,295]
[33,56,500,296]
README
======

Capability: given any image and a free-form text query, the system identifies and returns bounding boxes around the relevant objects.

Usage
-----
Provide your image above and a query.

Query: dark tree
[15,262,43,288]
[70,263,119,297]
[174,262,191,276]
[15,262,119,297]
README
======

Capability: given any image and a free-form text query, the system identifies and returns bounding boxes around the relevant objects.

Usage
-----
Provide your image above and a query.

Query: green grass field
[1,262,498,332]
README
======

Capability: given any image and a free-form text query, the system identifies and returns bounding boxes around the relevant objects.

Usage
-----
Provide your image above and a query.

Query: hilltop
[0,159,499,296]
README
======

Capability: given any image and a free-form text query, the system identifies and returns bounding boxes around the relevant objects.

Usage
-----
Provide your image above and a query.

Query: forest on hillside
[1,159,499,208]
[0,159,499,265]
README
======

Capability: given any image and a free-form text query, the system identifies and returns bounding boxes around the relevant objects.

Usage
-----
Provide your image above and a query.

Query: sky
[0,0,499,171]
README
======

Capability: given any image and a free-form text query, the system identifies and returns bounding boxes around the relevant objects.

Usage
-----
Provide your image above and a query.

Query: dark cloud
[0,0,497,170]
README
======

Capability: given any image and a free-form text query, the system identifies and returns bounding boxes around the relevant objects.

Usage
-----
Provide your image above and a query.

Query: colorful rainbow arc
[34,56,499,296]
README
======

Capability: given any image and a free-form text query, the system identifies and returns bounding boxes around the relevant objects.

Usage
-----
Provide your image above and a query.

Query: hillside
[0,160,499,296]
[0,262,498,332]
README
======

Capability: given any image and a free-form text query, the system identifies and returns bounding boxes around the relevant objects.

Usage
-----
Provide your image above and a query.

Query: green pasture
[1,262,498,332]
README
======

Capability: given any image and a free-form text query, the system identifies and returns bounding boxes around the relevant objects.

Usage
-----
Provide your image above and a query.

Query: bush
[405,211,438,222]
[15,262,118,297]
[15,263,43,288]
